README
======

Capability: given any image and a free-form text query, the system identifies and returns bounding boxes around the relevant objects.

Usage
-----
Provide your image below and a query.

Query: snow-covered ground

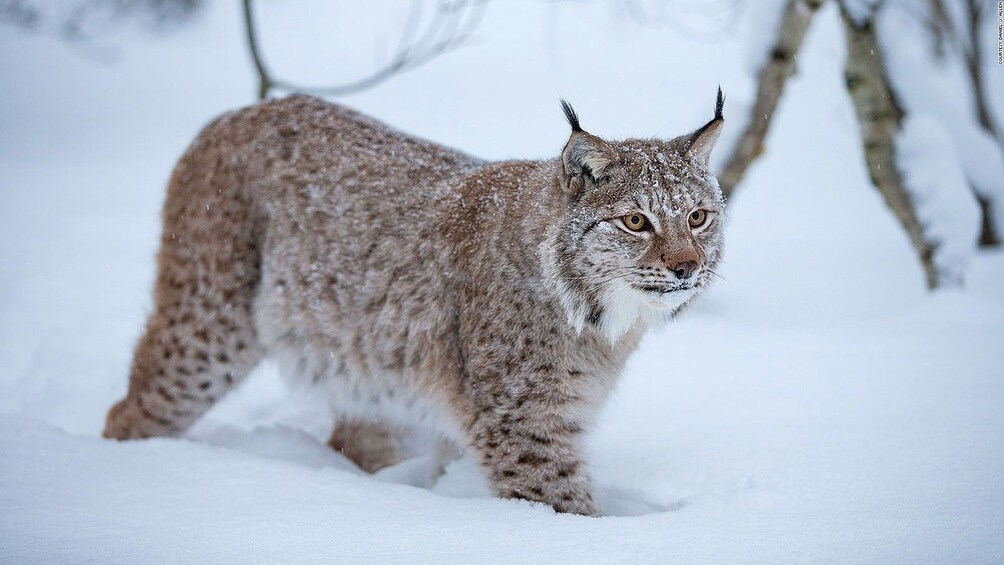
[1,1,1002,562]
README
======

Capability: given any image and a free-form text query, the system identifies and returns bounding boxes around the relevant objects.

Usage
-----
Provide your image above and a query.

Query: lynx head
[542,88,726,341]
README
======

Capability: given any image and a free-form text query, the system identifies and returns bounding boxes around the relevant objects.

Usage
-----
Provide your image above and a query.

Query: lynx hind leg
[328,420,402,473]
[104,146,264,440]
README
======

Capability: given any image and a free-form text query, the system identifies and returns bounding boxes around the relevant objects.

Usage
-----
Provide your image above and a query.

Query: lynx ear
[684,86,725,168]
[559,100,616,184]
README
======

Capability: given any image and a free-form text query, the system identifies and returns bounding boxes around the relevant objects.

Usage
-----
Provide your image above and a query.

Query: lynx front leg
[465,388,599,516]
[458,291,603,515]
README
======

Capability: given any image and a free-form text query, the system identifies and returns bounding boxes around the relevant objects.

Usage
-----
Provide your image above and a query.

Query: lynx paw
[102,397,177,440]
[551,493,600,517]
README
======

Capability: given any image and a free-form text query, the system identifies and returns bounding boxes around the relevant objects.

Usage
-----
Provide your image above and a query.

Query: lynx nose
[662,250,700,280]
[671,261,697,280]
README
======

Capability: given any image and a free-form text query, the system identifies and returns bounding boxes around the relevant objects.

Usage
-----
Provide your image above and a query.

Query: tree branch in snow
[958,1,997,141]
[917,0,1001,247]
[241,0,488,101]
[0,0,200,61]
[837,1,942,288]
[922,0,955,59]
[718,0,824,198]
[959,0,1001,246]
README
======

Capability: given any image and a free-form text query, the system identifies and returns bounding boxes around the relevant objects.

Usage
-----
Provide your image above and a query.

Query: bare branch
[718,0,824,198]
[242,0,488,101]
[240,0,270,100]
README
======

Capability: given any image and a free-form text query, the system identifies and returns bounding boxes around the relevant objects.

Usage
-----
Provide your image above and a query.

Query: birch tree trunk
[718,0,824,198]
[925,0,1000,247]
[838,2,941,288]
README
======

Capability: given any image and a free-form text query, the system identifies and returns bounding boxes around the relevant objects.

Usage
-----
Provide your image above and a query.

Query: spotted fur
[104,93,726,516]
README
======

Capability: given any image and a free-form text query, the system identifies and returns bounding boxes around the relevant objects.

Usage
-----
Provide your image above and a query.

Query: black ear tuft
[684,86,726,167]
[560,99,583,132]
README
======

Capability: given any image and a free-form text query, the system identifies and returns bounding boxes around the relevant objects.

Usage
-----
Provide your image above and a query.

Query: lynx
[104,91,726,516]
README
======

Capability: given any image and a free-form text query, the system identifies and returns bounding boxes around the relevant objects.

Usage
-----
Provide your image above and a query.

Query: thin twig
[241,0,487,100]
[241,0,270,100]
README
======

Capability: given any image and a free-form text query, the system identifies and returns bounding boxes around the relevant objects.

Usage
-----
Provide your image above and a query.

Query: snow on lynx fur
[104,92,726,516]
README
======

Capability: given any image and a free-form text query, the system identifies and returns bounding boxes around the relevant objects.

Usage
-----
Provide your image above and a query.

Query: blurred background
[1,0,1002,562]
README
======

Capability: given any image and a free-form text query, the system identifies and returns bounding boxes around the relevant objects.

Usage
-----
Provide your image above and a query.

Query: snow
[2,1,1003,563]
[840,0,882,27]
[895,115,981,286]
[878,0,1004,245]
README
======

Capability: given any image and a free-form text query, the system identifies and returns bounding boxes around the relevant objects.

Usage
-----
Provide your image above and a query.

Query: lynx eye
[688,209,708,229]
[622,213,649,232]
